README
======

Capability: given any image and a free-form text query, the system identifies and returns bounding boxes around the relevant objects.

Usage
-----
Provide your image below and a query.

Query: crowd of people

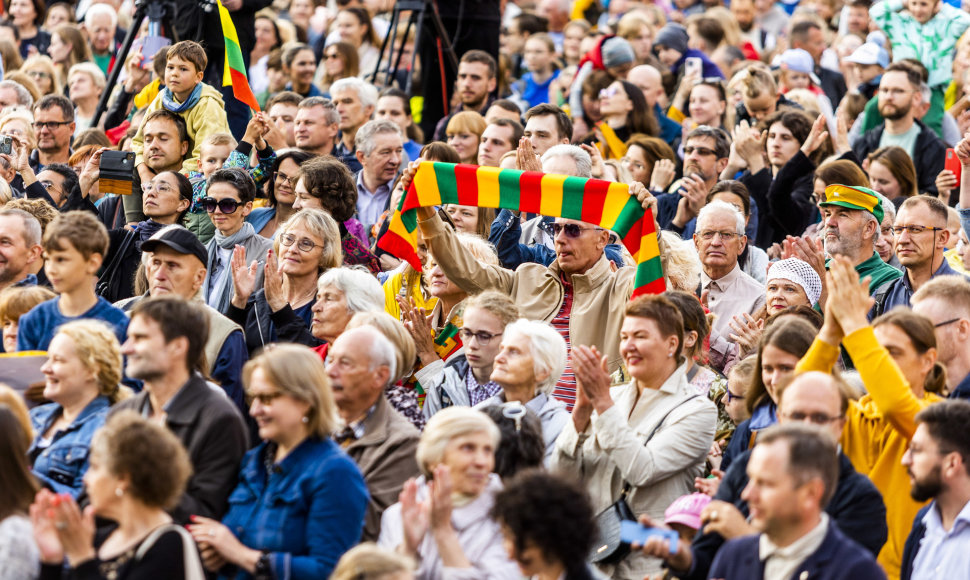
[2,0,970,579]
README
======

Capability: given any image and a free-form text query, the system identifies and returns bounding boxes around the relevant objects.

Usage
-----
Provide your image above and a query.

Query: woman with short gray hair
[309,266,384,361]
[476,319,569,461]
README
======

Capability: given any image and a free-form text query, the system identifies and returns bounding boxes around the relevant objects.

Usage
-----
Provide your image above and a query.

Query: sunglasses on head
[551,223,602,238]
[202,197,242,214]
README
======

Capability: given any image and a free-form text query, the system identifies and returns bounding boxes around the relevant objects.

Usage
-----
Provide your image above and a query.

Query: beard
[879,101,911,121]
[909,464,944,502]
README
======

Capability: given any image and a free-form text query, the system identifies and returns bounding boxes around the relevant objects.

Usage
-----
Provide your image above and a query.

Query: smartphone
[0,135,11,156]
[946,148,962,191]
[99,150,136,195]
[619,521,680,553]
[685,57,702,78]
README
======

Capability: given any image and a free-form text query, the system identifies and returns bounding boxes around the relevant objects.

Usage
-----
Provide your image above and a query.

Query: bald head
[627,65,665,109]
[778,372,847,441]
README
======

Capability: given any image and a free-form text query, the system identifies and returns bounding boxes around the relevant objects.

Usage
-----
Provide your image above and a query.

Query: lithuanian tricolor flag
[378,162,665,298]
[217,0,260,111]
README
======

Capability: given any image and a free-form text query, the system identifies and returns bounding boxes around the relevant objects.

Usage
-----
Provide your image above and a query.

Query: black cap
[140,226,209,267]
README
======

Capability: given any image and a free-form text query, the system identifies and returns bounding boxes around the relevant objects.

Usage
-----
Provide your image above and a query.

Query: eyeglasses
[781,411,844,425]
[724,389,744,403]
[141,181,175,194]
[33,121,71,130]
[551,223,603,238]
[934,318,962,328]
[891,225,943,236]
[275,171,297,186]
[599,86,621,99]
[620,156,645,172]
[697,230,741,241]
[202,197,242,214]
[250,390,285,405]
[280,233,322,252]
[39,180,62,194]
[458,328,503,345]
[27,70,51,79]
[684,146,717,157]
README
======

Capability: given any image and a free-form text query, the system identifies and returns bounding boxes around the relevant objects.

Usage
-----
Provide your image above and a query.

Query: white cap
[766,258,823,306]
[845,42,890,69]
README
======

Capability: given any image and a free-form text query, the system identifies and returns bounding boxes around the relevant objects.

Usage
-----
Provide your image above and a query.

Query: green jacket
[826,251,903,294]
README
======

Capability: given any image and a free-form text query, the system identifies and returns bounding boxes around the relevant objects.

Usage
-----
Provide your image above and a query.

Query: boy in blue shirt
[17,211,128,351]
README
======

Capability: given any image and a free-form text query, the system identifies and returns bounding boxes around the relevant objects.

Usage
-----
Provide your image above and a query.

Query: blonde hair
[201,132,238,150]
[331,543,415,580]
[67,62,107,91]
[0,285,55,324]
[243,344,338,437]
[464,290,520,328]
[736,64,776,100]
[0,384,33,444]
[21,55,60,96]
[346,311,417,385]
[416,407,500,477]
[274,208,343,271]
[445,111,487,139]
[0,109,37,151]
[52,320,126,404]
[660,231,702,292]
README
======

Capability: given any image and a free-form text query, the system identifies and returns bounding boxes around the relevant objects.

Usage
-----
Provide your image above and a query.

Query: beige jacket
[552,363,716,579]
[419,213,635,372]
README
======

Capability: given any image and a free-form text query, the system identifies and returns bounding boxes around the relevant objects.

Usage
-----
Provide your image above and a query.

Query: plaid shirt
[465,370,501,406]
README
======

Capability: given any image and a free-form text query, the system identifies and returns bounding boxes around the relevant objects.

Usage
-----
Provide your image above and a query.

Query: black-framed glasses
[275,171,297,186]
[249,390,285,405]
[32,121,70,130]
[684,146,717,156]
[781,411,844,425]
[458,328,503,345]
[697,230,741,241]
[202,197,242,214]
[280,233,322,252]
[891,225,943,236]
[551,223,603,238]
[934,318,962,328]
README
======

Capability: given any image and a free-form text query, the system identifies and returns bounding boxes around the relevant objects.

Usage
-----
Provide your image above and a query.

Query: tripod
[372,0,459,96]
[91,0,178,128]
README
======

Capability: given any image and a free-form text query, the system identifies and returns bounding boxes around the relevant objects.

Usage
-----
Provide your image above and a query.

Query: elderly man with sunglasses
[399,144,660,412]
[870,195,965,318]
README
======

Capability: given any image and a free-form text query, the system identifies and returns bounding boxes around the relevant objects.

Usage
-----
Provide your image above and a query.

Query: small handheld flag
[377,162,665,298]
[217,0,260,111]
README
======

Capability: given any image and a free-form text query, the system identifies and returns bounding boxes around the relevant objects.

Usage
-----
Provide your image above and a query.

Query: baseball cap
[664,493,712,531]
[140,225,209,267]
[777,49,821,86]
[845,42,890,69]
[820,184,885,223]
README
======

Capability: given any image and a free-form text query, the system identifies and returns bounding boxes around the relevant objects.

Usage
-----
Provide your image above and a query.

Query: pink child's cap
[664,492,712,531]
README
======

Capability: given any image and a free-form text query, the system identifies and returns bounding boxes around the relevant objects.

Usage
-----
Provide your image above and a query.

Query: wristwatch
[254,552,273,580]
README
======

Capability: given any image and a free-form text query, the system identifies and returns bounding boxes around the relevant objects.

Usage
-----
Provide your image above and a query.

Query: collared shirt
[760,513,830,580]
[355,171,392,232]
[334,141,363,174]
[911,499,970,578]
[465,369,501,407]
[878,258,966,314]
[702,263,766,341]
[550,276,577,411]
[336,403,378,443]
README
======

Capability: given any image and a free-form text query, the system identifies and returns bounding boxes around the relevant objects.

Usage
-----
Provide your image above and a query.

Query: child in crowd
[184,114,277,243]
[664,492,713,543]
[777,48,835,130]
[0,285,55,352]
[653,23,724,81]
[16,211,128,351]
[517,33,560,110]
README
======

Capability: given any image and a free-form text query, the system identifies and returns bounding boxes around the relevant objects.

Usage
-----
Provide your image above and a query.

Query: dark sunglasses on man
[551,222,603,238]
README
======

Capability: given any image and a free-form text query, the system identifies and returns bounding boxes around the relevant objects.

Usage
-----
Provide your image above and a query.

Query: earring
[302,416,309,424]
[668,352,673,358]
[115,487,124,498]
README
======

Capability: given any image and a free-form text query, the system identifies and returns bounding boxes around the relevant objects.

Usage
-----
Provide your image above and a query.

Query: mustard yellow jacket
[795,327,941,580]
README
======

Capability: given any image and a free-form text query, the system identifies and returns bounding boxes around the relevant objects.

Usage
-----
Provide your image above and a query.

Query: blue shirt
[877,259,966,316]
[17,296,129,352]
[521,69,560,109]
[28,396,110,497]
[911,499,970,578]
[355,170,392,233]
[220,437,368,580]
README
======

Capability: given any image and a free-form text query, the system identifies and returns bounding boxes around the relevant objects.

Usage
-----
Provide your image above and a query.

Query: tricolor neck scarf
[161,83,204,114]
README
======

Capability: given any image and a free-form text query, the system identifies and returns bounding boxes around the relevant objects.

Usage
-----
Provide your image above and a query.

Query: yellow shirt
[795,327,940,580]
[382,270,437,320]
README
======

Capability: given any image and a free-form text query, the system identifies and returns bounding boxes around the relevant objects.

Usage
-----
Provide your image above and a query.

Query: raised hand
[516,137,543,173]
[428,464,456,532]
[30,490,65,565]
[46,493,96,566]
[825,255,873,335]
[936,169,958,202]
[728,313,764,358]
[263,249,286,312]
[580,143,606,179]
[571,345,613,414]
[399,478,430,556]
[701,501,755,540]
[230,245,259,309]
[650,159,677,192]
[397,296,439,366]
[833,109,852,155]
[695,469,724,497]
[800,114,830,157]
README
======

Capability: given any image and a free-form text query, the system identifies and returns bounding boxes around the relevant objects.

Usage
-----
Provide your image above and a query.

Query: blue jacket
[487,209,626,270]
[683,449,888,580]
[871,259,968,319]
[671,49,724,79]
[709,520,887,580]
[900,504,931,580]
[721,403,776,472]
[219,437,369,580]
[28,396,110,497]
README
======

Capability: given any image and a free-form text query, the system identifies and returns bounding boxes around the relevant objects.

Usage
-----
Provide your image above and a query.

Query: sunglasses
[551,223,602,238]
[202,197,242,214]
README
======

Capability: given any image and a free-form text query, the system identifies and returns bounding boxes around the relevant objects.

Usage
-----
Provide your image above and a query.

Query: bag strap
[97,229,136,293]
[620,394,702,495]
[134,523,206,580]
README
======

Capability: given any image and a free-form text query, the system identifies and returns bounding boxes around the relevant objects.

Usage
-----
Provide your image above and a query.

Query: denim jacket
[28,396,110,497]
[219,436,368,580]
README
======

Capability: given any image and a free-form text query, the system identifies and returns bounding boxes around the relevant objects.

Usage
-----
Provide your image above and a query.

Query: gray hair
[697,199,745,235]
[343,325,398,388]
[0,208,41,246]
[330,77,379,110]
[0,81,33,109]
[355,119,403,156]
[84,3,118,30]
[298,96,340,125]
[317,267,384,314]
[874,191,895,225]
[416,407,501,478]
[541,144,592,178]
[503,319,567,396]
